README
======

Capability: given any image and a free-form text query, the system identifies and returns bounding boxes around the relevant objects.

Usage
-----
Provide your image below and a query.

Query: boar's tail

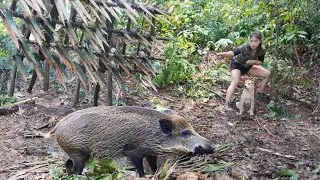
[44,121,61,139]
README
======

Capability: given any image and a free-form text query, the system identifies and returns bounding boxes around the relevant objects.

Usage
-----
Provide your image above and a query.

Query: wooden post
[73,77,81,107]
[7,56,18,97]
[43,60,49,91]
[93,83,100,106]
[27,70,37,93]
[93,12,115,106]
[106,71,112,106]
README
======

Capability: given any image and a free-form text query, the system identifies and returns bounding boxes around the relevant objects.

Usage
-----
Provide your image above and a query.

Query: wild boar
[45,106,216,177]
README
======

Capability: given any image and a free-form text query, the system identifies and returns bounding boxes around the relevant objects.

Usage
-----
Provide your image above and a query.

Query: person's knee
[230,78,240,86]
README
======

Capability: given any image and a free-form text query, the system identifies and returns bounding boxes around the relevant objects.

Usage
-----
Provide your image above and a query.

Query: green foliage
[154,40,196,87]
[87,159,125,180]
[185,63,229,99]
[0,94,17,107]
[263,100,288,119]
[275,168,298,180]
[49,159,131,180]
[203,160,234,172]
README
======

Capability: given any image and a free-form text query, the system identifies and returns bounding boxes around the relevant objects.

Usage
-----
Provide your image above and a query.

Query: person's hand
[216,52,224,58]
[246,60,262,66]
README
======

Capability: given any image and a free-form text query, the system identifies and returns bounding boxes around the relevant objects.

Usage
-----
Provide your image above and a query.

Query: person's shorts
[230,59,252,75]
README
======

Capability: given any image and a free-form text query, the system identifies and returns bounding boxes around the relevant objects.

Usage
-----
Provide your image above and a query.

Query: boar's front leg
[130,156,145,177]
[146,155,157,172]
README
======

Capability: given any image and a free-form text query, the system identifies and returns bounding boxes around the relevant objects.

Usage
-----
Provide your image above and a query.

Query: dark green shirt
[233,43,266,67]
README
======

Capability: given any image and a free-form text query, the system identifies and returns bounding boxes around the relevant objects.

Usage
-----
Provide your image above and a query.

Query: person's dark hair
[249,31,264,50]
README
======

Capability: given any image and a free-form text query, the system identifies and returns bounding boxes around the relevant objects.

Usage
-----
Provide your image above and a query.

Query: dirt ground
[0,82,320,180]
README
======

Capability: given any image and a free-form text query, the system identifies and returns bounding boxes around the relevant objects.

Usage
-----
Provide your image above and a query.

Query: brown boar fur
[45,106,216,177]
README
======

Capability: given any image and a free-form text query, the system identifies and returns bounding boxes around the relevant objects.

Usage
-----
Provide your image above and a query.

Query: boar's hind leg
[146,155,157,172]
[67,151,90,175]
[65,159,73,175]
[130,156,145,177]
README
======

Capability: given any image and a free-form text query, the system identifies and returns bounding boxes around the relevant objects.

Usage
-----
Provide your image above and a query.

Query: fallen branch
[0,160,57,173]
[254,117,274,136]
[257,147,297,160]
[23,130,47,139]
[7,164,48,180]
[0,105,19,116]
[0,97,38,109]
[36,123,50,130]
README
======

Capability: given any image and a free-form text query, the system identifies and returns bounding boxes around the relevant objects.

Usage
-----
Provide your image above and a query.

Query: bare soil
[0,81,319,180]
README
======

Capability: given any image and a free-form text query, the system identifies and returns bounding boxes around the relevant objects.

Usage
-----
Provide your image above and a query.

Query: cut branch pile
[0,0,171,104]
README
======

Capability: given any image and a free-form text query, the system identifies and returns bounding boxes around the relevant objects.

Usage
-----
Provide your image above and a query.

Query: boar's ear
[159,119,174,134]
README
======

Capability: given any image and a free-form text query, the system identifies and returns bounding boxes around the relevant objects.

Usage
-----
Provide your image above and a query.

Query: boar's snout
[194,143,216,155]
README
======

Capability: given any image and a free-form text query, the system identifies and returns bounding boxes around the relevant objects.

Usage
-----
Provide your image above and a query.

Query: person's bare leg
[247,65,271,93]
[226,69,241,105]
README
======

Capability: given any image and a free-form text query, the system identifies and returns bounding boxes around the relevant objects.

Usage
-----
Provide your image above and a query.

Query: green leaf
[297,31,308,35]
[287,34,295,41]
[294,113,301,119]
[203,161,234,172]
[278,169,298,180]
[298,34,306,38]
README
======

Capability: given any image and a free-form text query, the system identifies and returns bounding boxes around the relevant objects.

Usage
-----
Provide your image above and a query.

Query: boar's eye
[181,130,192,138]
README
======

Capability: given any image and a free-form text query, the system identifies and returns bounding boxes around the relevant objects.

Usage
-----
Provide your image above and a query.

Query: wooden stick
[0,97,38,108]
[0,160,57,173]
[257,147,297,160]
[7,164,48,180]
[254,117,274,136]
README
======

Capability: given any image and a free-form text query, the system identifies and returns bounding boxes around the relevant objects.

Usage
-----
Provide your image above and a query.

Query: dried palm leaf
[34,0,48,13]
[55,44,88,88]
[0,10,20,48]
[65,21,78,47]
[140,12,155,27]
[19,39,45,81]
[30,0,43,14]
[99,1,113,23]
[54,0,69,25]
[19,0,32,16]
[123,8,137,24]
[142,56,157,74]
[136,33,152,47]
[104,5,120,21]
[138,4,156,19]
[28,16,46,40]
[88,5,102,23]
[15,57,29,81]
[132,56,155,76]
[40,17,59,38]
[121,0,139,17]
[99,56,126,93]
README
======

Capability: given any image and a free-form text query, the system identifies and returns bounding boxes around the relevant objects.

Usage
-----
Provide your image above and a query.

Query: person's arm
[217,51,234,58]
